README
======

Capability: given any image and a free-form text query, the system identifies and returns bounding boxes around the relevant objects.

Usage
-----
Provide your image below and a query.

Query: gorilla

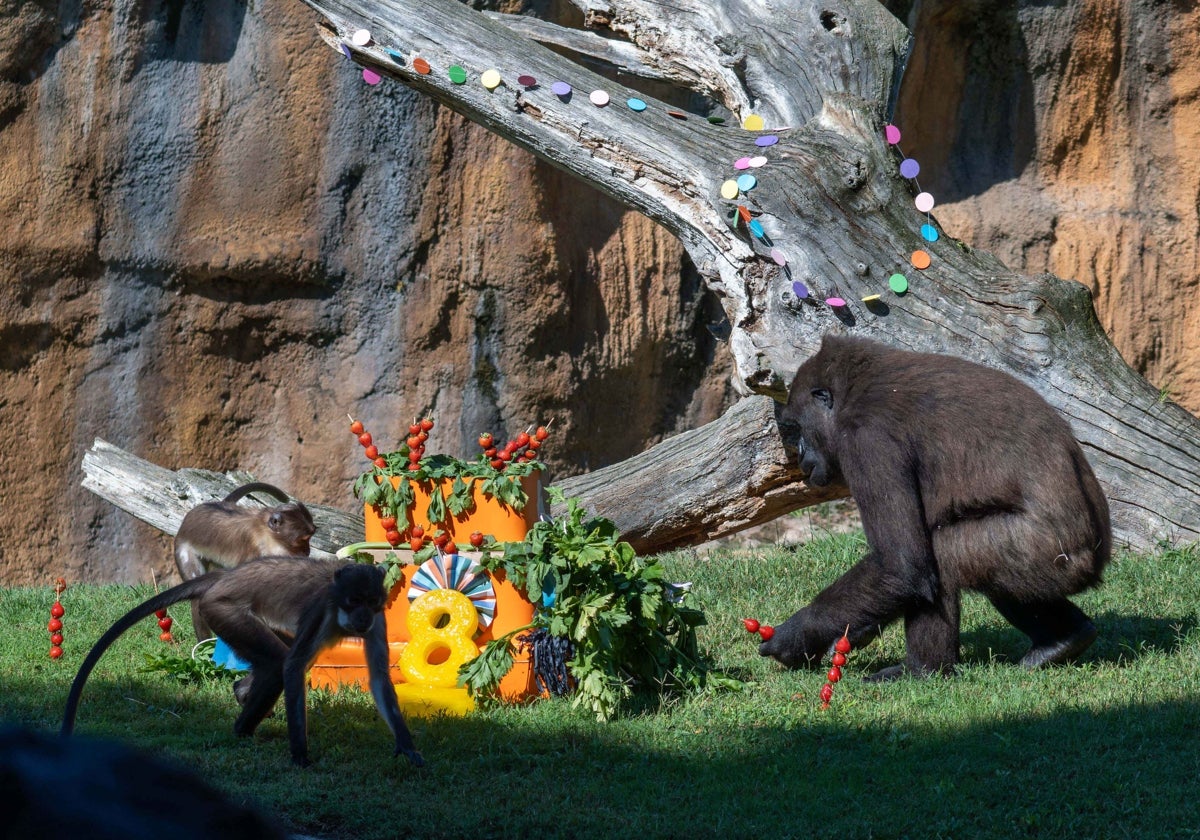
[759,334,1112,680]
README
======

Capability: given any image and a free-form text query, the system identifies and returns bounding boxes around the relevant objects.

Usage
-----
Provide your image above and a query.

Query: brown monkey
[761,334,1111,680]
[174,482,315,639]
[61,557,423,768]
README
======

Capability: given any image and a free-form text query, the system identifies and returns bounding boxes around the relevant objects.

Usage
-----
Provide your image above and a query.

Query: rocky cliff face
[895,0,1200,407]
[1,0,1195,584]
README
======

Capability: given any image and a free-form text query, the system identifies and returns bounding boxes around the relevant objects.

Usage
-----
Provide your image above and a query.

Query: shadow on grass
[961,611,1196,668]
[7,665,1200,840]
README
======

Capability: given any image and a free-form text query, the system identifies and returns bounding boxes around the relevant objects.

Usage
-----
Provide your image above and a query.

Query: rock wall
[894,0,1200,408]
[1,0,1196,584]
[0,0,734,584]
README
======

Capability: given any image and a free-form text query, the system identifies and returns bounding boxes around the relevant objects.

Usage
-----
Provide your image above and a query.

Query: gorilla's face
[781,362,840,488]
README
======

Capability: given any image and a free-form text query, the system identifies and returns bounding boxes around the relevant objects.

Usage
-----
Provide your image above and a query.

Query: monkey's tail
[60,574,222,737]
[221,482,292,504]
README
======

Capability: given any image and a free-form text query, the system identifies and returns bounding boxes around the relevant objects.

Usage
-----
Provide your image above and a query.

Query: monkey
[174,482,315,640]
[61,556,424,768]
[760,334,1111,680]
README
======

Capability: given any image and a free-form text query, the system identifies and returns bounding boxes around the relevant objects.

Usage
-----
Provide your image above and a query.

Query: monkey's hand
[396,746,426,768]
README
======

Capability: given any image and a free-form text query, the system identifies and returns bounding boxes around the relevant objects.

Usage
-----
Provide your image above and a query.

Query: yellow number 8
[400,589,479,688]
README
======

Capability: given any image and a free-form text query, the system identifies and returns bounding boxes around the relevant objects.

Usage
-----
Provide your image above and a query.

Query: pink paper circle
[734,157,752,170]
[885,124,901,145]
[914,192,935,213]
[589,89,610,106]
[362,68,382,86]
[826,297,847,308]
[770,248,787,266]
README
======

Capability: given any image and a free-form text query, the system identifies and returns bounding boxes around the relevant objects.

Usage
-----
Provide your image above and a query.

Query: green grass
[4,535,1200,839]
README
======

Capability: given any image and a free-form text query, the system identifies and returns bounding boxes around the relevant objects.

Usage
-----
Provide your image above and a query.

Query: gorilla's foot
[1019,620,1098,668]
[863,664,906,683]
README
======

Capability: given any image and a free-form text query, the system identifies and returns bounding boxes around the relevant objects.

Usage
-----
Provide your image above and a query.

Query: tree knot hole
[820,10,847,33]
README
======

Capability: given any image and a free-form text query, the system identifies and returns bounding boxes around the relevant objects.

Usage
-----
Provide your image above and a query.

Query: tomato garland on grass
[742,618,851,708]
[48,578,66,659]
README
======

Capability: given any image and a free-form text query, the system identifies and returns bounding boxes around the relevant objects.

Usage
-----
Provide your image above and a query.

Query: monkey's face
[333,564,388,636]
[269,504,317,556]
[782,362,841,488]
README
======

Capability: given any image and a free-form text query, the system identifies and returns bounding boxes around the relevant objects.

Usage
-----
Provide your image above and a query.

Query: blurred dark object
[0,727,288,839]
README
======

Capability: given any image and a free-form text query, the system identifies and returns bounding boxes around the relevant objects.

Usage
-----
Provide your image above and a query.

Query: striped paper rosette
[407,553,496,628]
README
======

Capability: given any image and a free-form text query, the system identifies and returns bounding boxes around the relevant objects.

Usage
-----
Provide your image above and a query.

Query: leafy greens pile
[460,488,739,720]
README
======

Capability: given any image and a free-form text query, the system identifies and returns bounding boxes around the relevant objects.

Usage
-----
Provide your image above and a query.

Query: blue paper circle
[920,223,939,242]
[792,281,809,299]
[627,97,647,111]
[736,173,757,192]
[900,158,920,179]
[749,219,765,238]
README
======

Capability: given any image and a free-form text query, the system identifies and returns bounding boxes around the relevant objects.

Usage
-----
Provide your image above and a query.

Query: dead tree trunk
[260,0,1198,551]
[82,394,846,556]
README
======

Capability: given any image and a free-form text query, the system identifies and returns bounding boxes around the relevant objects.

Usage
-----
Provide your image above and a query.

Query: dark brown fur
[61,557,422,768]
[761,335,1111,679]
[174,482,315,639]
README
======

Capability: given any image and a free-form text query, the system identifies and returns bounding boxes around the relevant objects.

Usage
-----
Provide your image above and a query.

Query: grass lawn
[3,534,1199,839]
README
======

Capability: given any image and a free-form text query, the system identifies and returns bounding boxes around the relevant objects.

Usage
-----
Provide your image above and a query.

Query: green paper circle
[888,273,909,294]
[448,65,467,84]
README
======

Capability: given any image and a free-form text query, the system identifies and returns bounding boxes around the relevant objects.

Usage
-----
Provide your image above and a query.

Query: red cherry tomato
[490,459,505,469]
[742,618,760,633]
[479,433,494,448]
[50,633,64,645]
[420,418,434,431]
[380,516,398,530]
[409,536,424,552]
[827,667,842,683]
[350,420,365,435]
[158,617,173,630]
[50,602,64,618]
[535,426,549,441]
[385,529,402,545]
[515,432,531,447]
[411,525,425,538]
[835,635,852,654]
[758,625,775,641]
[408,423,421,436]
[820,683,834,703]
[469,531,485,548]
[444,541,458,555]
[374,457,387,468]
[160,632,173,642]
[48,618,62,633]
[155,609,167,619]
[49,646,63,659]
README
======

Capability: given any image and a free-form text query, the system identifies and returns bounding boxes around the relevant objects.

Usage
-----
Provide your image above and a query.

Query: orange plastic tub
[310,548,537,702]
[363,474,542,545]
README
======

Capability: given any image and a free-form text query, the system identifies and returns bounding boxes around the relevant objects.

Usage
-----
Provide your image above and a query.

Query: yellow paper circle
[720,180,739,200]
[743,114,765,131]
[480,69,502,90]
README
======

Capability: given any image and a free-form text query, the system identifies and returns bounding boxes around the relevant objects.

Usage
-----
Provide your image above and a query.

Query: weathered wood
[285,0,1200,551]
[82,397,843,554]
[81,439,356,560]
